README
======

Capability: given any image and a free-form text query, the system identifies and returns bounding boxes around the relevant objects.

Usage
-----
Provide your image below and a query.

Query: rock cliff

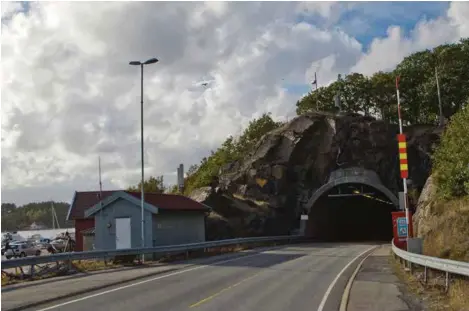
[413,175,469,261]
[192,112,442,239]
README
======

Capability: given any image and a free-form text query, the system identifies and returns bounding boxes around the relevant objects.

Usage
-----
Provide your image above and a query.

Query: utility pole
[435,67,444,127]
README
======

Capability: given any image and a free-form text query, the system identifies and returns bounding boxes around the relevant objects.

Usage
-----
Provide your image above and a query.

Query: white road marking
[317,245,377,311]
[339,247,377,311]
[34,246,286,311]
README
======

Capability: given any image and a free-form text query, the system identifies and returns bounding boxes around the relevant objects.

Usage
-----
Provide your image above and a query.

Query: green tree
[1,202,72,231]
[296,38,469,125]
[186,164,199,177]
[167,184,180,194]
[432,40,469,117]
[369,71,397,122]
[341,73,373,115]
[127,175,166,193]
[183,113,282,194]
[433,101,469,199]
[296,83,339,115]
[235,113,282,156]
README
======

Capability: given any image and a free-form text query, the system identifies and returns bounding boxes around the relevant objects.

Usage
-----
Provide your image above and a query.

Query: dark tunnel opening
[306,183,397,242]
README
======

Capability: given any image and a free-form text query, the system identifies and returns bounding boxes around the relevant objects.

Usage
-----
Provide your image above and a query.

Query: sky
[1,1,468,206]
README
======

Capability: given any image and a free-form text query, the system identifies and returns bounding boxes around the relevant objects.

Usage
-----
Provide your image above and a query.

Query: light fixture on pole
[129,57,159,254]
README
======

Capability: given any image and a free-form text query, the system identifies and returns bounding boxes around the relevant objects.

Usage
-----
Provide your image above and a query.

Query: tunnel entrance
[306,183,397,242]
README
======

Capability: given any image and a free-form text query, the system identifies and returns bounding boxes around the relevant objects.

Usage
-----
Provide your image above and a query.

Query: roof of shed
[126,192,211,212]
[67,190,211,220]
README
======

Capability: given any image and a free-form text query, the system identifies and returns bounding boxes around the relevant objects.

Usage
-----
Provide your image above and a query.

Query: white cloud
[1,1,468,205]
[351,1,469,76]
[1,1,23,19]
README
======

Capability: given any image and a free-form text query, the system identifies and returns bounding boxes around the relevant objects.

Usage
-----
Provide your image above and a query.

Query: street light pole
[129,58,159,253]
[140,63,145,252]
[435,67,444,127]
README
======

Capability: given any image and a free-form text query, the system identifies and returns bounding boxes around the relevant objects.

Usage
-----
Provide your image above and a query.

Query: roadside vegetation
[391,256,469,311]
[423,101,469,262]
[392,102,469,311]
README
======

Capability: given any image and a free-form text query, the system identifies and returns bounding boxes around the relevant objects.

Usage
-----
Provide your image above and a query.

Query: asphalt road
[23,243,377,311]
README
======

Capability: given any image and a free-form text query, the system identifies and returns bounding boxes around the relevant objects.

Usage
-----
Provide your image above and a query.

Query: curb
[339,246,380,311]
[4,267,179,311]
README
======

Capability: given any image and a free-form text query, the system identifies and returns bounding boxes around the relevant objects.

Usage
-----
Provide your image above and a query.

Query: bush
[183,113,283,194]
[432,103,469,199]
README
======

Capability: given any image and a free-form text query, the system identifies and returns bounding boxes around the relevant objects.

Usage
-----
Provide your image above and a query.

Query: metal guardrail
[391,238,469,290]
[1,235,302,270]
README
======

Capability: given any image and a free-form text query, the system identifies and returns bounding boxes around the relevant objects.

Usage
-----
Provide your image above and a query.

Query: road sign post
[299,214,308,236]
[395,76,412,245]
[392,211,412,250]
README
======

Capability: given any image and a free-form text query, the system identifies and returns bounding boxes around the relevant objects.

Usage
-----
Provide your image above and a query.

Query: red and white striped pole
[395,76,411,241]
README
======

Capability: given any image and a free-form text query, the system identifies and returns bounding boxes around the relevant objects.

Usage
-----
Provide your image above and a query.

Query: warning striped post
[397,134,408,178]
[395,75,411,241]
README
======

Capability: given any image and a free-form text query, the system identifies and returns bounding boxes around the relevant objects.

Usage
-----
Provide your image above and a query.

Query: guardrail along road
[7,243,376,311]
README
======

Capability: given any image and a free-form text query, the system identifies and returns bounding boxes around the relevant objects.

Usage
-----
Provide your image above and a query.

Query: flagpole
[395,76,411,242]
[314,72,318,111]
[99,156,103,246]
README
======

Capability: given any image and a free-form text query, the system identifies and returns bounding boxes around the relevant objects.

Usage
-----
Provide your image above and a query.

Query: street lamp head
[143,58,159,65]
[129,61,141,66]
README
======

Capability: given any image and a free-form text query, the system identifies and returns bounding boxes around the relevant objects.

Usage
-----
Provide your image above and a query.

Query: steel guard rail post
[1,235,303,270]
[391,238,469,291]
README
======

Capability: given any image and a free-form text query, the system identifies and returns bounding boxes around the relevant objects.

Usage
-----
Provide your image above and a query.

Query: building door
[115,218,131,249]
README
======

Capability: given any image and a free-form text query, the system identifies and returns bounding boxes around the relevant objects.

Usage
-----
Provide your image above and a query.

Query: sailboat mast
[51,202,54,229]
[99,156,103,198]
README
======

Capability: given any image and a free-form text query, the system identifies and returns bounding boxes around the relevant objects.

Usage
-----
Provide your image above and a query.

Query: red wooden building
[66,190,119,251]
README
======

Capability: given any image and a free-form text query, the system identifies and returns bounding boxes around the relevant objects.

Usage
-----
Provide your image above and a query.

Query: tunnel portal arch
[305,167,399,213]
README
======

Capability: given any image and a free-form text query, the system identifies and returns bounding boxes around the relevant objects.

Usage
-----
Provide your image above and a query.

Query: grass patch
[390,254,469,311]
[422,197,469,262]
[2,273,11,286]
[72,260,122,272]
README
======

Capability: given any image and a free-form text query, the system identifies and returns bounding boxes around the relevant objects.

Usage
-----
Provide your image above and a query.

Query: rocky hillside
[414,176,469,262]
[413,105,469,261]
[191,112,442,239]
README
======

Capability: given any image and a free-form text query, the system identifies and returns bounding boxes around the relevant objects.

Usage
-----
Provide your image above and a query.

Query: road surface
[20,243,376,311]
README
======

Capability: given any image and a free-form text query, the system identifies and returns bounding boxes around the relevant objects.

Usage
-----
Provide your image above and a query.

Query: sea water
[1,228,75,240]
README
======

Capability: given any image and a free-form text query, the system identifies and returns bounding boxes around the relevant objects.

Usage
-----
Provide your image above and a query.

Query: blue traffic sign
[397,217,408,237]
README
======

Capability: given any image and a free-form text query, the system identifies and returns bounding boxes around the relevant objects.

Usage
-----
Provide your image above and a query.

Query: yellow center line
[189,272,261,308]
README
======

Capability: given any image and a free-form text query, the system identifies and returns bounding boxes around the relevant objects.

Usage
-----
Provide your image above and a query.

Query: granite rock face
[192,112,442,239]
[412,175,438,237]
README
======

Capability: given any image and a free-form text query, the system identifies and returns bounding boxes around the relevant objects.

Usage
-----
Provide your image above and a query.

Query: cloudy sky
[1,1,468,206]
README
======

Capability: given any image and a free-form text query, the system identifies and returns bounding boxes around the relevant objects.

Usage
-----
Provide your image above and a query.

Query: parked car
[4,241,41,259]
[2,239,21,255]
[34,238,52,249]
